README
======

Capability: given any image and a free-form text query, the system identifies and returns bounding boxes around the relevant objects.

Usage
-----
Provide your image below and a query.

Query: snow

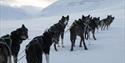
[0,0,125,63]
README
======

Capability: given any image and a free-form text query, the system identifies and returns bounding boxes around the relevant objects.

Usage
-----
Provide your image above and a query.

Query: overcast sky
[0,0,57,8]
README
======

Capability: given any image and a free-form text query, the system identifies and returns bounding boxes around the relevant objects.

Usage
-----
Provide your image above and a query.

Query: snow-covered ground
[0,0,125,63]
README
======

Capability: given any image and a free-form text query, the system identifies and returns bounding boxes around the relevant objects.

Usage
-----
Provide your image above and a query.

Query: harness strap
[0,34,12,48]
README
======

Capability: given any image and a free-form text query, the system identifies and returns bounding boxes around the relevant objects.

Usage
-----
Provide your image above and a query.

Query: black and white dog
[49,15,69,51]
[0,24,28,63]
[100,15,115,30]
[25,30,57,63]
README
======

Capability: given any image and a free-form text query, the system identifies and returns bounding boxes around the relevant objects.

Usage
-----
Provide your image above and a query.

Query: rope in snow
[18,38,31,58]
[18,49,25,56]
[65,29,69,33]
[65,27,70,33]
[17,38,33,62]
[18,54,26,62]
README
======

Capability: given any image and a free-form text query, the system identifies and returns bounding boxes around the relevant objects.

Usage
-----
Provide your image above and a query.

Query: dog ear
[22,24,26,28]
[21,24,28,31]
[78,19,82,21]
[98,17,100,20]
[87,14,90,17]
[112,17,115,20]
[67,15,69,17]
[82,15,85,18]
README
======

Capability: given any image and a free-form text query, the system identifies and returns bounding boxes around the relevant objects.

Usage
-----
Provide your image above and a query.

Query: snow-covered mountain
[0,4,43,20]
[20,6,43,16]
[0,4,28,20]
[41,0,123,16]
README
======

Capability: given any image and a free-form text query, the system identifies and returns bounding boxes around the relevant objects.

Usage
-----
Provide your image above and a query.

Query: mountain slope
[20,6,43,16]
[41,0,123,16]
[0,4,28,20]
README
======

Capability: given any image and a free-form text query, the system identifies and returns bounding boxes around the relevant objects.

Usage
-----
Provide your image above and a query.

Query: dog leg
[11,55,15,63]
[61,32,64,48]
[7,56,10,63]
[54,43,58,51]
[45,54,49,63]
